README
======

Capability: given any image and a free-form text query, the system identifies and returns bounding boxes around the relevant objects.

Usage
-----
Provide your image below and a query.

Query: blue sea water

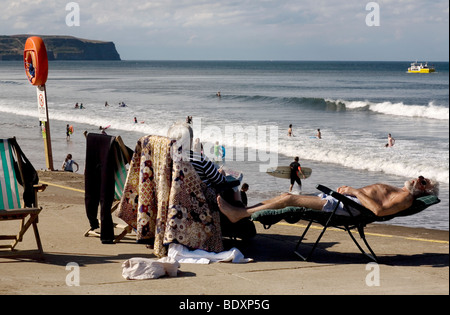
[1,60,448,230]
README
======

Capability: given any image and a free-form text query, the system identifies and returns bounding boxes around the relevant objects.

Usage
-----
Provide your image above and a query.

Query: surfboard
[266,166,312,179]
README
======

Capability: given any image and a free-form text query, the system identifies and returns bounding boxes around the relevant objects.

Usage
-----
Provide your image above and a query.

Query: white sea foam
[327,99,449,120]
[1,60,448,230]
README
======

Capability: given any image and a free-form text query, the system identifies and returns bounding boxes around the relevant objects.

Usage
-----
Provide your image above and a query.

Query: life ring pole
[24,37,54,171]
[37,84,54,171]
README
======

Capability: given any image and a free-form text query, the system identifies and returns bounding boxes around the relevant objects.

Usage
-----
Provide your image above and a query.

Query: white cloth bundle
[122,256,180,280]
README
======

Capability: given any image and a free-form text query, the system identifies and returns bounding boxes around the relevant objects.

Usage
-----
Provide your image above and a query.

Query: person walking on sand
[289,156,305,192]
[62,154,79,172]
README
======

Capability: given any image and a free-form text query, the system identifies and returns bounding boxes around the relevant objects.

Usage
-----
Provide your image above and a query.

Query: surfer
[316,129,322,139]
[289,157,305,192]
[217,176,440,223]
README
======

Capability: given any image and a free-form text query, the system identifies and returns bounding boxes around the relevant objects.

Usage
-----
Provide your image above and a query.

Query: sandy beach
[0,170,448,297]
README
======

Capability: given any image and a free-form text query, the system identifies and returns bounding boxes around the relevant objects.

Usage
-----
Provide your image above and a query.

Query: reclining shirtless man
[217,176,439,223]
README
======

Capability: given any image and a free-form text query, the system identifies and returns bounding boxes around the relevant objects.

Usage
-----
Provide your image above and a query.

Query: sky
[1,0,449,61]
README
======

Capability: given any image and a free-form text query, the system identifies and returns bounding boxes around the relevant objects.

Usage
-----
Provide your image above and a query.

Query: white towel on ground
[168,243,253,264]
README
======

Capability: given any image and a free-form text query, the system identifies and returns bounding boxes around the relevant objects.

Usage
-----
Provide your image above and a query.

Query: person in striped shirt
[168,122,227,188]
[189,150,227,187]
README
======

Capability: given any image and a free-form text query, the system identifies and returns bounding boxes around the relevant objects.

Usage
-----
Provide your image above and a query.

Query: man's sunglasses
[418,176,427,186]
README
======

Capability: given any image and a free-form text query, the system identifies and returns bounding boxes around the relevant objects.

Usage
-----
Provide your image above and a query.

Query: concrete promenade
[1,171,448,296]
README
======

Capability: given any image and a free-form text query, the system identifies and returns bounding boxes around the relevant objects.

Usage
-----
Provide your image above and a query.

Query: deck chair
[1,138,47,254]
[83,134,134,243]
[251,184,440,262]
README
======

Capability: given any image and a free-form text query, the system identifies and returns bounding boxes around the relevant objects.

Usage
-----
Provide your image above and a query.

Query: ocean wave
[1,101,448,183]
[327,99,449,120]
[190,119,449,184]
[0,80,23,85]
[221,94,448,120]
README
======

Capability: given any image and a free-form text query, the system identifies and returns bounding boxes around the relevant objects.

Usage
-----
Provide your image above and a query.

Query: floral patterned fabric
[117,135,223,257]
[164,160,223,253]
[117,135,173,257]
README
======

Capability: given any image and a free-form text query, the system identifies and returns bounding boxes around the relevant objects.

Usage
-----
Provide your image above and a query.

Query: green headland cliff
[0,35,121,61]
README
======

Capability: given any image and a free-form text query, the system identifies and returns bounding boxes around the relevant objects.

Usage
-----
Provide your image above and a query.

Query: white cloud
[1,0,448,60]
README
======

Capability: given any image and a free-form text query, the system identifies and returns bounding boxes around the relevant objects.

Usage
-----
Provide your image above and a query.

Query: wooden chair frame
[1,137,47,255]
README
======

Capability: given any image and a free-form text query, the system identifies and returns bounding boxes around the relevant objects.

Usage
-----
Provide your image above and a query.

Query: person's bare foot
[217,196,248,223]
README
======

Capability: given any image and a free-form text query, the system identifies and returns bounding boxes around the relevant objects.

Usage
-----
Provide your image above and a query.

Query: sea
[1,60,448,231]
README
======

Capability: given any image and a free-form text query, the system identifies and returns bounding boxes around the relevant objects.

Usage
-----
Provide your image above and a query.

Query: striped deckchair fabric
[113,144,128,200]
[1,138,46,255]
[0,139,21,210]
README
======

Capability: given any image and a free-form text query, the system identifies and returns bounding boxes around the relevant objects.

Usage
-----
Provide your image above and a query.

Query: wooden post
[36,84,54,171]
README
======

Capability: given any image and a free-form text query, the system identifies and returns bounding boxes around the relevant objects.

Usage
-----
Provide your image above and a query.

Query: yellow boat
[408,61,435,73]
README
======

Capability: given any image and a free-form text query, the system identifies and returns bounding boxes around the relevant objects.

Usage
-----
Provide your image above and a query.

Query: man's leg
[217,193,326,223]
[289,177,295,192]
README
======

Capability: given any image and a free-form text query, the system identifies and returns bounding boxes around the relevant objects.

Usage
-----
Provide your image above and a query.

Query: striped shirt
[189,151,226,187]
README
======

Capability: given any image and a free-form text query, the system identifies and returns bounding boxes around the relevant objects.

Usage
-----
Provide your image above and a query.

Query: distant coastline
[0,35,121,61]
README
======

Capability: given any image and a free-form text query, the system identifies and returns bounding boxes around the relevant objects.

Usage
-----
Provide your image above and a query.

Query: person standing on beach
[66,124,71,140]
[220,144,226,164]
[289,156,305,192]
[214,141,221,162]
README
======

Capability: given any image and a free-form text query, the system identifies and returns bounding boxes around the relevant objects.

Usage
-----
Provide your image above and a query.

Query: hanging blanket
[164,160,223,253]
[117,135,223,257]
[117,135,173,257]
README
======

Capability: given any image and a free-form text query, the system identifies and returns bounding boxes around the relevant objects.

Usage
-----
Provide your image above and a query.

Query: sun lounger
[251,184,440,262]
[1,138,47,255]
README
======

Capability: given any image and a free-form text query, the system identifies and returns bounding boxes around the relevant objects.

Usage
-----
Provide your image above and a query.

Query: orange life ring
[24,36,48,86]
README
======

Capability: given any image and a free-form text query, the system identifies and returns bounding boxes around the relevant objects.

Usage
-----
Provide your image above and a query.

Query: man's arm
[298,166,305,178]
